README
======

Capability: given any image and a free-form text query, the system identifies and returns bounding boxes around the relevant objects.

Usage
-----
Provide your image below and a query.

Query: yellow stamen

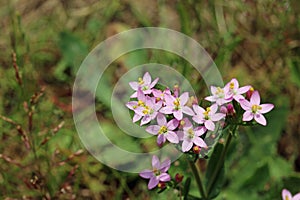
[138,100,144,106]
[173,98,181,110]
[133,105,137,109]
[180,120,185,126]
[159,126,168,134]
[142,109,149,115]
[203,107,211,119]
[230,82,234,89]
[251,105,262,113]
[138,77,144,85]
[250,87,254,92]
[187,128,194,139]
[216,87,223,95]
[285,195,289,200]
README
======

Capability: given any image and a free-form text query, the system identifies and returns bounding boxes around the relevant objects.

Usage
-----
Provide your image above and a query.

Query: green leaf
[206,143,225,199]
[183,177,192,200]
[240,163,269,191]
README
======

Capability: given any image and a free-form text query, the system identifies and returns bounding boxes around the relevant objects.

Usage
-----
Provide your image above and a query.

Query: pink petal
[193,105,205,114]
[210,104,218,114]
[146,125,160,135]
[167,119,179,130]
[150,77,159,88]
[193,137,207,148]
[176,131,184,141]
[126,101,137,110]
[139,169,154,179]
[174,110,183,120]
[159,106,173,114]
[210,86,217,94]
[158,173,171,182]
[233,94,245,102]
[243,111,254,121]
[254,113,266,126]
[141,116,151,126]
[194,126,207,136]
[166,131,179,143]
[152,89,161,97]
[232,78,239,88]
[160,159,171,172]
[205,96,216,102]
[205,120,215,131]
[250,91,260,105]
[148,176,159,190]
[182,140,193,152]
[133,114,142,123]
[282,189,292,200]
[164,94,175,105]
[293,193,300,200]
[129,82,139,90]
[179,92,189,105]
[143,72,151,85]
[182,106,194,116]
[192,115,203,124]
[211,113,225,121]
[137,88,145,101]
[260,104,274,114]
[152,155,160,169]
[157,134,166,145]
[156,113,167,126]
[154,101,163,110]
[130,92,138,98]
[240,99,251,111]
[238,85,251,94]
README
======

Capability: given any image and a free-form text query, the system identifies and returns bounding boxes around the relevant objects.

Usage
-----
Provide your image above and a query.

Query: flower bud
[193,146,201,154]
[220,106,228,114]
[246,87,254,100]
[173,84,180,97]
[226,103,235,115]
[157,182,166,189]
[175,173,184,183]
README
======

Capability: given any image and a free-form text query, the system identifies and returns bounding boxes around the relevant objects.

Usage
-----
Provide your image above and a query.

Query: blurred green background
[1,0,300,199]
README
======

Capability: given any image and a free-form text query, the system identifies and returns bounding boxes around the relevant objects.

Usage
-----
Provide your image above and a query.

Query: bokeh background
[1,0,300,199]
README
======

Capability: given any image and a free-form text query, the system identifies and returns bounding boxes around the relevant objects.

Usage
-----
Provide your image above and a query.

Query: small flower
[146,113,179,145]
[179,121,207,152]
[226,103,235,115]
[205,86,231,106]
[126,89,147,123]
[139,155,171,190]
[129,72,159,98]
[240,91,274,126]
[246,86,254,100]
[152,88,171,105]
[135,96,162,126]
[160,92,194,120]
[282,189,300,200]
[224,78,251,102]
[192,104,226,131]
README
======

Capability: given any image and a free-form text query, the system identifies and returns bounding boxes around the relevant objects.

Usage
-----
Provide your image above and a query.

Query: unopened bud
[246,87,254,100]
[175,173,184,183]
[226,103,235,115]
[193,146,201,154]
[157,182,166,189]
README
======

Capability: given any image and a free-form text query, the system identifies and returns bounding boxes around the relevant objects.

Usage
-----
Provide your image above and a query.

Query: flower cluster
[126,72,274,190]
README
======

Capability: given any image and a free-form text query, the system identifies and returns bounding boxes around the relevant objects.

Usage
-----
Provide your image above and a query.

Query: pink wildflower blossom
[129,72,159,98]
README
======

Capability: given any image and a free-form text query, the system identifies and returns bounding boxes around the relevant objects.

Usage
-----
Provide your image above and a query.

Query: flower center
[138,100,145,107]
[215,87,224,98]
[203,107,211,120]
[187,128,194,139]
[251,104,262,113]
[142,86,148,91]
[285,195,289,200]
[173,98,181,110]
[229,82,235,89]
[158,125,168,134]
[153,168,160,176]
[138,77,144,85]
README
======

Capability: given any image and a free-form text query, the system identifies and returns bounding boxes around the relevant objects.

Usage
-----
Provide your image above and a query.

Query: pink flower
[240,91,274,126]
[135,96,162,126]
[152,88,171,105]
[224,78,251,102]
[160,92,194,120]
[146,114,179,145]
[129,72,159,98]
[205,86,231,106]
[282,189,300,200]
[139,155,171,190]
[126,89,147,123]
[192,104,225,131]
[179,122,207,152]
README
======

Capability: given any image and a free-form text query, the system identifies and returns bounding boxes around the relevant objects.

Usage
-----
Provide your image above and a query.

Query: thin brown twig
[12,51,22,86]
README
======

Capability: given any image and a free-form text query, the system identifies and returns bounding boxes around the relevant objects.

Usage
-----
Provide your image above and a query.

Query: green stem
[206,125,237,197]
[188,160,206,199]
